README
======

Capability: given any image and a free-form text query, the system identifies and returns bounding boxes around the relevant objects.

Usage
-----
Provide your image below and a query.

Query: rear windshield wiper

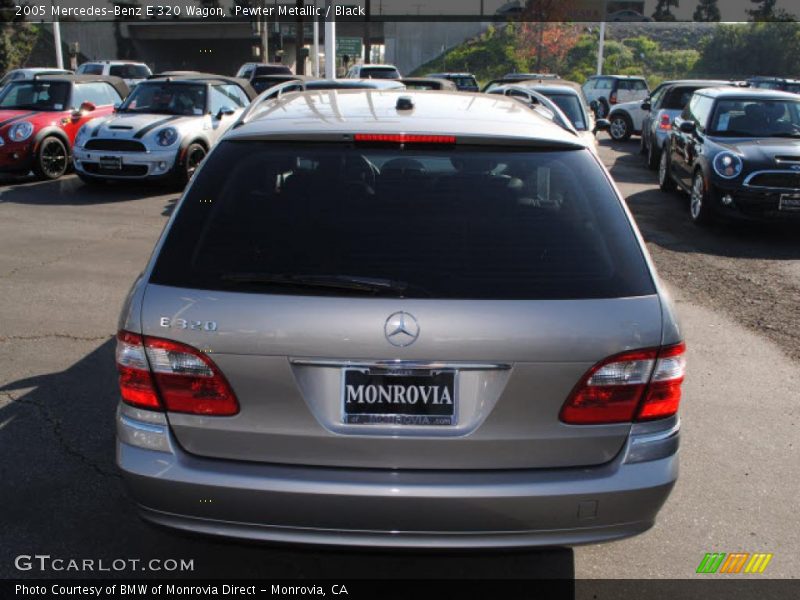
[220,273,416,295]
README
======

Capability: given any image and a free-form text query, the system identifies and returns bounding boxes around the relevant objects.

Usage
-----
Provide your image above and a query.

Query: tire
[689,170,714,225]
[176,142,207,186]
[647,137,661,170]
[597,98,610,119]
[33,136,69,180]
[639,131,647,155]
[609,113,632,141]
[658,146,676,193]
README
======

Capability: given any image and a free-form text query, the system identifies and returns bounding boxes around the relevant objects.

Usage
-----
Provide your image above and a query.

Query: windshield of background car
[540,93,587,130]
[119,82,206,115]
[0,81,71,111]
[360,67,400,79]
[109,64,151,79]
[151,142,654,300]
[709,98,800,137]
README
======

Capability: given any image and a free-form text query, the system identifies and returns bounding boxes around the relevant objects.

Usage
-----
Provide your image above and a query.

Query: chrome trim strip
[120,414,167,434]
[742,169,800,190]
[290,358,511,371]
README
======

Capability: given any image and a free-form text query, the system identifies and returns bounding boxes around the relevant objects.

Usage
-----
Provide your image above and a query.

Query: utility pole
[324,0,336,78]
[296,0,306,74]
[51,0,64,69]
[312,0,320,76]
[596,0,607,75]
[261,0,269,62]
[363,0,371,64]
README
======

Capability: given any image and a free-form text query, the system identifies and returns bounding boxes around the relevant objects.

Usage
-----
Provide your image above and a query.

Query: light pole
[51,0,64,69]
[324,0,336,78]
[261,0,269,62]
[596,0,607,76]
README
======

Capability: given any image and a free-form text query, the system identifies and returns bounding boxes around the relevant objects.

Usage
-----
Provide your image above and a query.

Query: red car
[0,74,128,180]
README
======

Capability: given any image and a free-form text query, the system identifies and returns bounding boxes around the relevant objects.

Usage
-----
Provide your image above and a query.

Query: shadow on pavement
[0,174,180,206]
[0,340,575,580]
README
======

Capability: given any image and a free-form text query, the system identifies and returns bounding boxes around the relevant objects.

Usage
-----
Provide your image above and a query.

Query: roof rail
[232,79,307,129]
[501,85,579,137]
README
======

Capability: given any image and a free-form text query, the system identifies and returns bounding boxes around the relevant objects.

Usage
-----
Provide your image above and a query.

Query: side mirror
[80,101,96,113]
[640,101,651,111]
[678,120,696,134]
[72,101,96,121]
[593,118,611,135]
[112,102,121,113]
[215,106,235,120]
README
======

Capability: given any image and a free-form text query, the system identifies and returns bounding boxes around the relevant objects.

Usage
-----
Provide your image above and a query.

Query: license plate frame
[779,193,800,211]
[342,368,457,426]
[99,156,122,170]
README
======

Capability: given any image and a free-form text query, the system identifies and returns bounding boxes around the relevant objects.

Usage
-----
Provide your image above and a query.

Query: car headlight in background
[156,127,179,147]
[8,121,34,142]
[713,152,743,179]
[74,124,90,148]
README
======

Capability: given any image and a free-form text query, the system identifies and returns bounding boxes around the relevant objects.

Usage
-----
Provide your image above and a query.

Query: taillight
[354,133,456,144]
[659,114,672,130]
[609,92,617,105]
[115,331,239,416]
[560,343,686,425]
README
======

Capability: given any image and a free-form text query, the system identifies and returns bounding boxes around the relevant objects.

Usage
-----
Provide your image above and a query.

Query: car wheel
[647,138,661,170]
[33,136,69,180]
[609,113,632,141]
[689,171,714,225]
[180,143,206,185]
[658,147,676,192]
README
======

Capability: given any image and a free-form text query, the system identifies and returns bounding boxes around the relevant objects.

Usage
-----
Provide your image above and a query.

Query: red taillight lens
[659,114,672,130]
[560,343,686,425]
[354,133,456,144]
[115,331,239,416]
[637,342,686,421]
[116,331,161,410]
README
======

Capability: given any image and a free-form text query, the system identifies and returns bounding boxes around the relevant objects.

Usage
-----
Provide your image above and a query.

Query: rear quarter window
[151,142,655,300]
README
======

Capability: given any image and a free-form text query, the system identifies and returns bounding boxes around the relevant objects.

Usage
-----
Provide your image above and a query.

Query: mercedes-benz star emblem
[384,312,420,347]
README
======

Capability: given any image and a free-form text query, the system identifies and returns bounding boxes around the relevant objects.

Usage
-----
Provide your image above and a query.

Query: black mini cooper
[659,87,800,224]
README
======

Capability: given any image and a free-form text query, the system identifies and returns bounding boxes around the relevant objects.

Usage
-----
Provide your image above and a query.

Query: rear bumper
[117,406,679,548]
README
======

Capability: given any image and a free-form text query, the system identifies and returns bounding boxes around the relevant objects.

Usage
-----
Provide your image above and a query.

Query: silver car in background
[115,89,685,547]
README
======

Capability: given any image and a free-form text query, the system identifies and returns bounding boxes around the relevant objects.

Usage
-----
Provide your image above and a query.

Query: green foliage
[695,22,800,76]
[410,25,526,82]
[0,0,38,74]
[693,0,721,22]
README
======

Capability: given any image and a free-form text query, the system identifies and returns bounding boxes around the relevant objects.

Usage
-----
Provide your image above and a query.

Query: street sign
[336,37,362,58]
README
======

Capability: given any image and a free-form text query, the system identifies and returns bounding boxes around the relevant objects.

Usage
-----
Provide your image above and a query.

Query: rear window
[359,67,400,80]
[451,76,478,88]
[254,65,292,77]
[151,142,654,300]
[78,64,104,75]
[662,86,700,110]
[109,64,151,79]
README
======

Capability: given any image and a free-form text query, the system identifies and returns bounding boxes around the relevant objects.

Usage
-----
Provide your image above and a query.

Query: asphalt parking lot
[0,137,798,580]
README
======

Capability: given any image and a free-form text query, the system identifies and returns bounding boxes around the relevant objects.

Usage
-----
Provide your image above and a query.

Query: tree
[518,0,578,73]
[0,0,38,74]
[693,0,720,21]
[747,0,794,21]
[653,0,680,21]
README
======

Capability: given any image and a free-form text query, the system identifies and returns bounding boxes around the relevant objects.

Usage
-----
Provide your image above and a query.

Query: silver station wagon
[115,89,685,548]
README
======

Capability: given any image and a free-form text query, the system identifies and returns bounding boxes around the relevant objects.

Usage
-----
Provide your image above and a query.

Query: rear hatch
[140,139,661,470]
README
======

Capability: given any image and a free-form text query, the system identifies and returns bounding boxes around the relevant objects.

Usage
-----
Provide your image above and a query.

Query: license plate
[779,194,800,211]
[343,369,456,426]
[99,156,122,170]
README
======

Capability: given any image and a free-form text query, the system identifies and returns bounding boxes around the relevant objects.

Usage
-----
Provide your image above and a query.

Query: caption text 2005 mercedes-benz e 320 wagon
[115,89,685,548]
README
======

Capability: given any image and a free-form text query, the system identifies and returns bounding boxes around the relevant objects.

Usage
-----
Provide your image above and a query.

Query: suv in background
[115,88,684,548]
[235,63,293,81]
[345,64,401,79]
[582,75,649,118]
[426,73,479,92]
[747,77,800,94]
[76,61,152,88]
